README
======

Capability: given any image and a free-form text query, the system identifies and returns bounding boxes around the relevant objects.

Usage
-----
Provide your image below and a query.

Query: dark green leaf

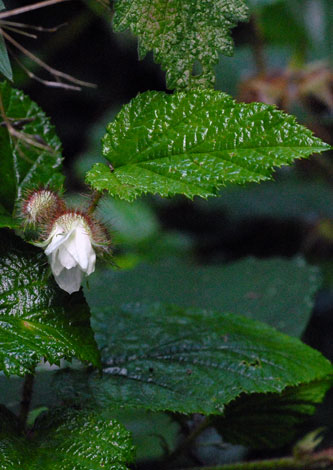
[85,258,320,337]
[0,36,12,81]
[0,82,64,214]
[113,0,249,89]
[86,90,330,201]
[215,379,333,448]
[0,406,30,470]
[88,303,333,414]
[0,232,100,376]
[0,214,19,229]
[32,408,135,470]
[0,408,134,470]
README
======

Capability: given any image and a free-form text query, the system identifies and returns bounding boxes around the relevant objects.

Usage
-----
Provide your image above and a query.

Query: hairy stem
[19,374,35,429]
[87,191,104,215]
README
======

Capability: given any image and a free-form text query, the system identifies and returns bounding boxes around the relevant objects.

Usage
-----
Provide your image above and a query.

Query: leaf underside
[113,0,249,89]
[81,303,333,415]
[0,82,64,214]
[0,232,100,376]
[86,90,330,201]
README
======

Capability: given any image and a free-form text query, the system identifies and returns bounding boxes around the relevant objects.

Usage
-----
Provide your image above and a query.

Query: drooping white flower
[41,213,97,294]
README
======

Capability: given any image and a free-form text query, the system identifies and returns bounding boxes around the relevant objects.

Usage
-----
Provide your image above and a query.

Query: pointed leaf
[87,303,333,415]
[0,231,100,376]
[113,0,248,89]
[0,82,63,214]
[86,90,330,201]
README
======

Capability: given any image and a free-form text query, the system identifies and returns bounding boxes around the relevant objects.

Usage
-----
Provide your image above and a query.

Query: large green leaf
[85,258,320,338]
[215,379,333,448]
[87,303,333,415]
[0,231,100,376]
[0,408,134,470]
[113,0,249,89]
[86,90,330,201]
[0,82,63,214]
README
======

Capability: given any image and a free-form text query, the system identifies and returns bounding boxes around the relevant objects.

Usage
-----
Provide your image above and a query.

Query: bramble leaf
[0,82,64,214]
[86,303,333,415]
[86,90,330,201]
[32,409,135,470]
[113,0,249,89]
[0,408,134,470]
[0,232,100,376]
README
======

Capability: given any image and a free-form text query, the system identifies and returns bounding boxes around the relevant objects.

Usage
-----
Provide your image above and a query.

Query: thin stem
[180,453,333,470]
[87,191,104,215]
[19,374,35,429]
[0,0,71,21]
[250,15,267,77]
[162,417,212,467]
[1,28,96,88]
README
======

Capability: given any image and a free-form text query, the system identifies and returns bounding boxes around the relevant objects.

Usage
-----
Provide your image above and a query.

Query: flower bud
[21,189,65,225]
[37,211,111,294]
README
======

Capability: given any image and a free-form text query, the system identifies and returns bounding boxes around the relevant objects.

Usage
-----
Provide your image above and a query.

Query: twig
[87,190,104,215]
[250,15,267,77]
[162,416,212,467]
[19,374,35,429]
[0,19,67,33]
[0,0,71,21]
[1,28,96,89]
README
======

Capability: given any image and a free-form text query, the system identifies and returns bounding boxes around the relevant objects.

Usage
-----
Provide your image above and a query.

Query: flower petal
[58,244,76,270]
[54,266,83,294]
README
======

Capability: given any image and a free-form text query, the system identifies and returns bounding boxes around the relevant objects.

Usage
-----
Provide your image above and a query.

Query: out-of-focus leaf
[0,231,100,376]
[0,214,19,229]
[0,82,63,214]
[85,257,320,337]
[215,379,332,449]
[87,303,333,415]
[199,176,333,221]
[86,90,329,201]
[113,0,249,89]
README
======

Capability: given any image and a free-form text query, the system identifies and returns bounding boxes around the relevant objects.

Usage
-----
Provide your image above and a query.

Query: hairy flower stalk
[37,211,110,294]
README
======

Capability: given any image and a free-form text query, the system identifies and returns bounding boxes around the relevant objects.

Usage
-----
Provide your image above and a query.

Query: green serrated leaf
[0,82,64,214]
[32,409,135,470]
[85,258,320,338]
[215,379,332,449]
[87,303,333,415]
[0,231,100,376]
[113,0,249,89]
[86,90,330,201]
[0,408,134,470]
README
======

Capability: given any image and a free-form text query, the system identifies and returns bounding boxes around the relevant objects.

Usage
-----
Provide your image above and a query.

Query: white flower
[42,213,96,294]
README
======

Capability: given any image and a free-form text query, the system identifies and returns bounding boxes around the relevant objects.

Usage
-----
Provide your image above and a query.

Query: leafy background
[1,0,333,468]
